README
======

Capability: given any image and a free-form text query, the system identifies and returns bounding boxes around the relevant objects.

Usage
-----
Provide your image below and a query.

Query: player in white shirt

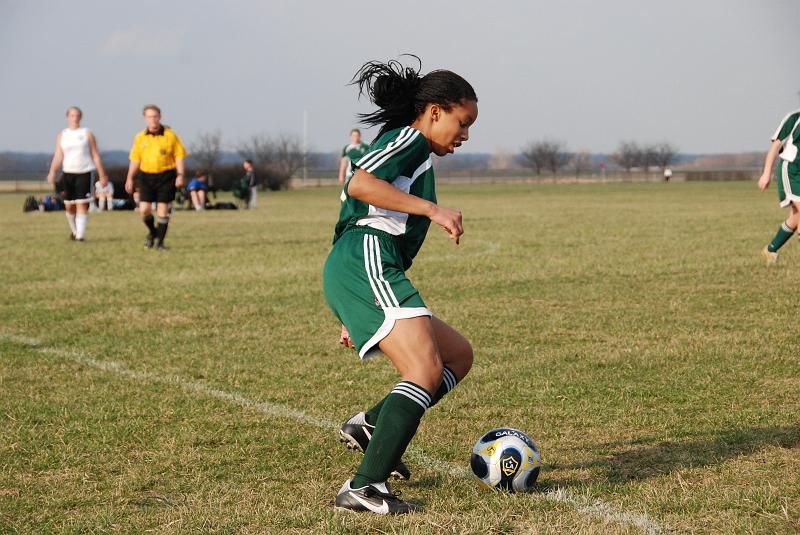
[95,177,114,211]
[46,107,109,241]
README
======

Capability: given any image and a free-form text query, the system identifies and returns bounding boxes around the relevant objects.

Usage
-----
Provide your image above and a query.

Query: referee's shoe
[339,412,412,480]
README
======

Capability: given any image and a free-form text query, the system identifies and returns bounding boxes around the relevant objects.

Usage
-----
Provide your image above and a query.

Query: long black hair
[350,55,477,140]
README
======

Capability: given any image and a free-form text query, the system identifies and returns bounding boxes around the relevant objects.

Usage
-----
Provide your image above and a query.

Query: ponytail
[350,54,477,139]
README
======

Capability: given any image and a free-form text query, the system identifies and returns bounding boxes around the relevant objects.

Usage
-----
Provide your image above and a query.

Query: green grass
[1,181,799,534]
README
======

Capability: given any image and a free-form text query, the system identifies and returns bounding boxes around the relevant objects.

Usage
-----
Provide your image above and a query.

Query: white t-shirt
[95,180,113,195]
[60,127,96,173]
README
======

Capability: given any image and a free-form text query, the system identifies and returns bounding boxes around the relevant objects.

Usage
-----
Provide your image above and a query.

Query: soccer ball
[470,428,541,492]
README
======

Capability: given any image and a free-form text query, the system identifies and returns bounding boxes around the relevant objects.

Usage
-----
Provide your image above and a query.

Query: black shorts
[61,172,93,204]
[139,170,177,203]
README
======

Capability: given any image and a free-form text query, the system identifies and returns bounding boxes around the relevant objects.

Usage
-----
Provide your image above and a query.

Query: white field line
[3,334,673,534]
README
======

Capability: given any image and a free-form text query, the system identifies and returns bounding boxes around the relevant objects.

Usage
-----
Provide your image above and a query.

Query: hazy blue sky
[1,0,798,155]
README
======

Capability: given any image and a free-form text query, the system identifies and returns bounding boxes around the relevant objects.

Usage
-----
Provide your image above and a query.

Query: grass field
[1,181,799,534]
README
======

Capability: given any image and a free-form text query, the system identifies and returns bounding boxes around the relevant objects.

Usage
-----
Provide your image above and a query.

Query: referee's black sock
[143,214,157,237]
[156,217,169,244]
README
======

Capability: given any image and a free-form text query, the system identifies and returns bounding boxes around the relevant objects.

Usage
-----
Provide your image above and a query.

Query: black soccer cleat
[69,233,76,241]
[156,242,169,252]
[144,235,155,249]
[334,480,421,515]
[339,412,412,480]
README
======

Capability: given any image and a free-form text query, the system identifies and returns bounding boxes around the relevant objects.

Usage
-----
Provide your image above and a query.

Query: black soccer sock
[156,216,169,244]
[143,214,157,237]
[364,366,459,425]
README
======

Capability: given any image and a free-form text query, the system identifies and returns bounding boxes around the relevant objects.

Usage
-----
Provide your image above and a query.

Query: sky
[1,0,799,155]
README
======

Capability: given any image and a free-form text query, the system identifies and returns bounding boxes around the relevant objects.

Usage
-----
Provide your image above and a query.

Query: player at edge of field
[323,55,478,514]
[46,106,109,241]
[124,104,186,251]
[758,108,800,265]
[338,128,370,185]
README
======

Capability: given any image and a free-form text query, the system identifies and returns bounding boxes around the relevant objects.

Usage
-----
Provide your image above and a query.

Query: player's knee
[461,341,474,376]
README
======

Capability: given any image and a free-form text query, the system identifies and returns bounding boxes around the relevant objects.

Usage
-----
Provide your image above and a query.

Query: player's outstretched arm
[46,134,63,183]
[758,139,782,192]
[349,169,463,244]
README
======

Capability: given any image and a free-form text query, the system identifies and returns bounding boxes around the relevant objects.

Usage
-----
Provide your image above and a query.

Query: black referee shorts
[139,169,177,204]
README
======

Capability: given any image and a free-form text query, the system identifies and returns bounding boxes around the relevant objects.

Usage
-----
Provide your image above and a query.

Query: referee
[124,104,186,250]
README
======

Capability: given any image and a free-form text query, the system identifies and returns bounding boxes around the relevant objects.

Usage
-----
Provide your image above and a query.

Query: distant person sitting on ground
[95,176,114,210]
[187,170,209,211]
[663,167,673,182]
[243,159,258,209]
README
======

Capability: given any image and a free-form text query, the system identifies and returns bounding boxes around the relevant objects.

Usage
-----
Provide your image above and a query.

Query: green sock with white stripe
[351,381,431,488]
[364,367,459,425]
[767,221,796,252]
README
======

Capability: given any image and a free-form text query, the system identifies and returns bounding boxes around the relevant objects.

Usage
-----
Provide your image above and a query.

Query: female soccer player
[759,109,800,264]
[323,56,478,514]
[46,106,109,241]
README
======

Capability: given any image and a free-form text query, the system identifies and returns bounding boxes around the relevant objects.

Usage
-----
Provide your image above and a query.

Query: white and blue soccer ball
[470,428,541,492]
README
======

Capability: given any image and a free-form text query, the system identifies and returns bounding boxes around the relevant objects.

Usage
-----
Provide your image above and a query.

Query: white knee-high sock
[66,213,77,236]
[99,198,106,211]
[75,213,88,240]
[107,197,114,211]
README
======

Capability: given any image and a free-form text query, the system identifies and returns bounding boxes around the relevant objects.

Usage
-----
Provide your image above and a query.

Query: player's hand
[124,179,134,194]
[758,172,771,192]
[429,204,464,245]
[175,175,185,188]
[339,325,355,350]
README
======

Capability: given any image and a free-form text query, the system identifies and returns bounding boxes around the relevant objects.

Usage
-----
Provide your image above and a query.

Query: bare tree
[569,151,593,177]
[611,141,640,172]
[520,140,568,175]
[236,133,310,190]
[654,143,678,170]
[190,130,223,184]
[639,145,658,174]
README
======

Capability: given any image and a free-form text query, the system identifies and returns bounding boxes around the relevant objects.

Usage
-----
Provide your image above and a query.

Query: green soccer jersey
[333,126,435,270]
[772,110,800,173]
[342,141,370,163]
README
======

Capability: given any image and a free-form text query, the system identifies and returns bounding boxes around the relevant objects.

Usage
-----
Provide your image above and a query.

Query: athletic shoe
[761,246,778,266]
[144,235,155,249]
[339,412,411,480]
[76,238,85,242]
[334,480,421,515]
[156,243,169,252]
[69,233,75,241]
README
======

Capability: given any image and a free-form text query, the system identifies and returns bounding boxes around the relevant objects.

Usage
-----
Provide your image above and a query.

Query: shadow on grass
[549,424,800,484]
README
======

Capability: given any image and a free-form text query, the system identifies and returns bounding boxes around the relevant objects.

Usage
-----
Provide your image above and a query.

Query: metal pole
[302,110,308,182]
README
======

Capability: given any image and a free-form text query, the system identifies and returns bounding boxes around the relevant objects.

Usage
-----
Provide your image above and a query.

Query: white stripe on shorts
[371,235,400,307]
[366,235,394,308]
[363,235,387,308]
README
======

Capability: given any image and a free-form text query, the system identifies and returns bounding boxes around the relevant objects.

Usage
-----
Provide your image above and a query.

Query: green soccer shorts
[323,227,431,359]
[777,160,800,208]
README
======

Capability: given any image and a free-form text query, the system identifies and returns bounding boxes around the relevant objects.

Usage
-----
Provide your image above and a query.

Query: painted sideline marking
[3,334,672,534]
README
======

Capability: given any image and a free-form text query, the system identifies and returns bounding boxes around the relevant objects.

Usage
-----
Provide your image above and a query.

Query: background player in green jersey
[323,56,478,514]
[337,128,370,185]
[758,109,800,264]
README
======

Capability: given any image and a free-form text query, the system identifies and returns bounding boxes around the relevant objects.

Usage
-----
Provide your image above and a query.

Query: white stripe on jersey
[363,129,420,174]
[772,109,800,141]
[355,127,415,171]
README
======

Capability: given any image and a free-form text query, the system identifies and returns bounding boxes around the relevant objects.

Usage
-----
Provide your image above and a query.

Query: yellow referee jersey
[129,127,187,173]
